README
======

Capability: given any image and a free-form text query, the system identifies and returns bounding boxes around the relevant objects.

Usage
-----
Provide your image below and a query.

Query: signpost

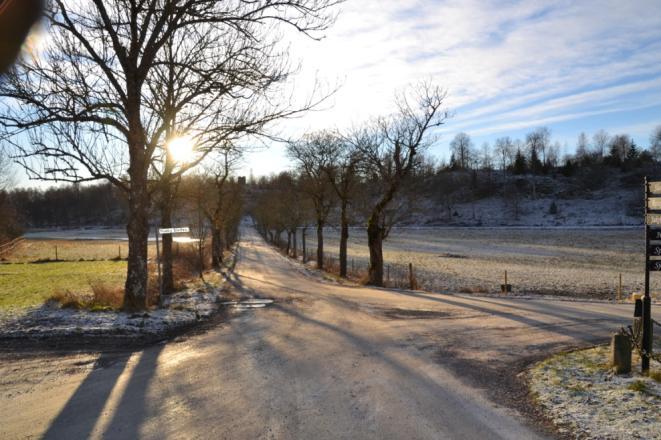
[154,226,191,298]
[642,177,657,373]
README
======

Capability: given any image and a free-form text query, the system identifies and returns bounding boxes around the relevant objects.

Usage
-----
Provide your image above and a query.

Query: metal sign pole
[155,226,162,300]
[643,177,652,373]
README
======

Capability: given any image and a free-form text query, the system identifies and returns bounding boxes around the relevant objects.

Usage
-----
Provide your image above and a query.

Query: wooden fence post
[409,263,415,290]
[55,245,58,261]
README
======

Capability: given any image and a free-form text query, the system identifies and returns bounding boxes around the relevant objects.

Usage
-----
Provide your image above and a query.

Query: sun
[167,135,195,164]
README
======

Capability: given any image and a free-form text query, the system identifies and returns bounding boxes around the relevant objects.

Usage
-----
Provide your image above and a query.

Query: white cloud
[245,0,661,174]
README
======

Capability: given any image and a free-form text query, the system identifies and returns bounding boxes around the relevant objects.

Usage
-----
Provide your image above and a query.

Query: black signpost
[643,177,657,373]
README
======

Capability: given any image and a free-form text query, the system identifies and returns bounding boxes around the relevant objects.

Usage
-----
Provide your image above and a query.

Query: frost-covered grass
[0,261,126,309]
[306,227,656,299]
[529,345,661,439]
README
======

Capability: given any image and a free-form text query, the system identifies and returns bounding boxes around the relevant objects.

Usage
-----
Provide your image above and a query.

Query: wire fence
[619,318,661,364]
[0,237,24,258]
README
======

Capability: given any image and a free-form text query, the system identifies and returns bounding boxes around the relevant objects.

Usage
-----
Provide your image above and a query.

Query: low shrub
[49,280,124,311]
[89,280,124,309]
[48,289,88,309]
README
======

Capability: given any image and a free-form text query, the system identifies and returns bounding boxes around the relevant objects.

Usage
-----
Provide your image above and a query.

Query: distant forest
[8,183,129,228]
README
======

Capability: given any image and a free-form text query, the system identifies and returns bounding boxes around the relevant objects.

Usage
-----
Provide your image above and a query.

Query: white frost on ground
[0,285,225,339]
[305,227,659,299]
[529,345,661,440]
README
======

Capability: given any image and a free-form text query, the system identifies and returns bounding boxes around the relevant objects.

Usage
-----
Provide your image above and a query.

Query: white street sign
[649,181,661,194]
[646,214,661,225]
[158,227,190,234]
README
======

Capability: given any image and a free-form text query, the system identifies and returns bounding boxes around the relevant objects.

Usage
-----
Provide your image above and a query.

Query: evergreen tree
[512,149,527,175]
[561,158,575,177]
[529,148,543,173]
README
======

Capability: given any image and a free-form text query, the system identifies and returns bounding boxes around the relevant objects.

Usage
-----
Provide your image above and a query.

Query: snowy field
[304,227,655,299]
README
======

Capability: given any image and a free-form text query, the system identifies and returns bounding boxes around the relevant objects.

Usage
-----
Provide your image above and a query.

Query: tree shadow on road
[43,344,164,439]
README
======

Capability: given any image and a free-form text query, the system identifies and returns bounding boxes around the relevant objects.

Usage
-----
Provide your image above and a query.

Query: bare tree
[200,146,243,270]
[609,134,632,164]
[0,148,21,242]
[287,133,336,269]
[526,127,551,168]
[493,136,514,171]
[449,132,473,170]
[0,0,340,310]
[352,83,448,286]
[323,133,360,277]
[479,141,493,177]
[576,132,589,162]
[649,125,661,162]
[592,129,610,160]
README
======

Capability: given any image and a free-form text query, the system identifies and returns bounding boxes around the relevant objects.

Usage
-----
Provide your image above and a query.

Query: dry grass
[48,279,124,311]
[89,281,124,310]
[172,244,205,283]
[649,370,661,383]
[459,286,490,294]
[3,239,157,263]
[48,289,88,310]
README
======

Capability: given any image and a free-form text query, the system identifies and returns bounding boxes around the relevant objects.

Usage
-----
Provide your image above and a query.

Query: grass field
[304,227,655,299]
[0,239,149,310]
[0,260,126,309]
[0,238,199,310]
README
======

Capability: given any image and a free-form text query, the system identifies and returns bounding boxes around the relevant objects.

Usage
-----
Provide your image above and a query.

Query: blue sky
[8,0,661,186]
[241,0,661,176]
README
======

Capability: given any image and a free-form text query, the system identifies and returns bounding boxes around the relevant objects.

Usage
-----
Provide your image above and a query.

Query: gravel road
[0,228,635,439]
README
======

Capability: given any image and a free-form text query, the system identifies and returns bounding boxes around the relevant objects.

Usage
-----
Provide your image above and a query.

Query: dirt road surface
[0,228,634,439]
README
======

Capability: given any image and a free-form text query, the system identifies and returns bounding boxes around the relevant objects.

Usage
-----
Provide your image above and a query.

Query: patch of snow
[0,284,226,340]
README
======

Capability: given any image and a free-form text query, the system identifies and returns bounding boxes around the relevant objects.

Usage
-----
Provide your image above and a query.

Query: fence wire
[619,318,661,364]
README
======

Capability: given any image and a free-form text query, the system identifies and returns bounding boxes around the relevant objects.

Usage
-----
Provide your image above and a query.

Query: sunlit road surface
[0,227,634,439]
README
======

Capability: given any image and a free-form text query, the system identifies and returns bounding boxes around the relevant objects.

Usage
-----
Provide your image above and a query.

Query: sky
[241,0,661,177]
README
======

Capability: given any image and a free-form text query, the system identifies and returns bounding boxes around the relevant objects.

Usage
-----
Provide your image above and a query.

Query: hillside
[411,170,645,227]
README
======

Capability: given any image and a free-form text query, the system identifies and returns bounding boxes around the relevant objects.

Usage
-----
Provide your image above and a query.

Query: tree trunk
[124,175,149,310]
[316,221,324,270]
[286,231,291,255]
[339,200,349,278]
[211,227,223,269]
[366,213,384,286]
[291,229,297,258]
[302,227,307,263]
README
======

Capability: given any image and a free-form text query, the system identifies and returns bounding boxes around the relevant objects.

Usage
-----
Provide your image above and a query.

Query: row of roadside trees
[0,0,342,309]
[252,83,448,287]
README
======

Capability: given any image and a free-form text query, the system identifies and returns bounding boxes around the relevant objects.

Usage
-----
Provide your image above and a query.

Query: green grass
[0,260,126,309]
